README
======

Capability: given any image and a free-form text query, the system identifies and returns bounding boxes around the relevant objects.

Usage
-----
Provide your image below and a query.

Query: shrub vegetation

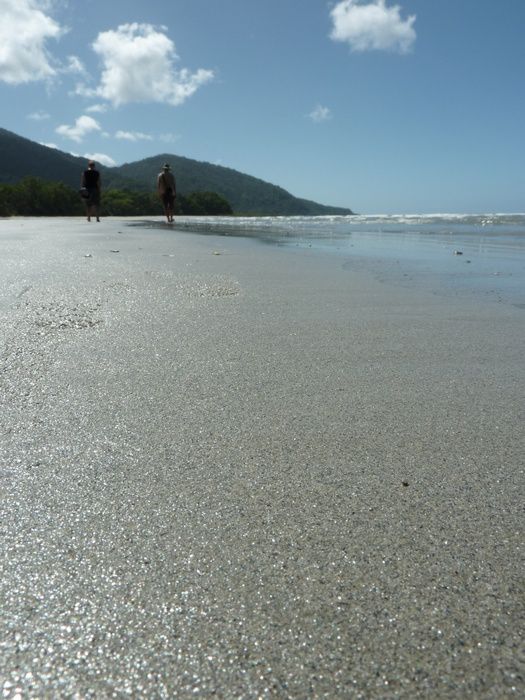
[0,177,233,218]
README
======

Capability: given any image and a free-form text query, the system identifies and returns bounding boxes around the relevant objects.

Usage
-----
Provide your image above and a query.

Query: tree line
[0,177,233,217]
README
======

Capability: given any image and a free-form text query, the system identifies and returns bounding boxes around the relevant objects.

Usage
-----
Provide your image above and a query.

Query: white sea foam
[172,212,525,235]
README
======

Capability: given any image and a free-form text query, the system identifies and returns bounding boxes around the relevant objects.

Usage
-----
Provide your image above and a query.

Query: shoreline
[129,213,525,309]
[1,217,523,697]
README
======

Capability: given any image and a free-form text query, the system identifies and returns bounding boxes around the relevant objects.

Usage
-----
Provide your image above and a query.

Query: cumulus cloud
[309,105,332,123]
[0,0,63,83]
[115,130,153,142]
[330,0,416,53]
[55,115,101,142]
[63,55,86,75]
[83,152,117,167]
[84,23,214,107]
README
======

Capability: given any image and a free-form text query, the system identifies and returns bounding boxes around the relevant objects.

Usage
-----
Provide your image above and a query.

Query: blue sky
[1,0,524,214]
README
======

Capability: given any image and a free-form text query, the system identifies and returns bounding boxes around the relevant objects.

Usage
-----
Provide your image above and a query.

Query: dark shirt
[83,169,100,188]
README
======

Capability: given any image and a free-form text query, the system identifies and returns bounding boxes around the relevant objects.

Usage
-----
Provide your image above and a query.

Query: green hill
[0,128,353,215]
[0,128,86,188]
[0,128,140,191]
[116,154,353,215]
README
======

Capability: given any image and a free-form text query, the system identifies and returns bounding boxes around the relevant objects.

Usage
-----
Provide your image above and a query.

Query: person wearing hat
[157,163,177,223]
[80,160,101,222]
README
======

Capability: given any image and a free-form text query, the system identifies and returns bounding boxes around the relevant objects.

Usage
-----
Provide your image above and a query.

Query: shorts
[87,188,100,205]
[162,189,175,207]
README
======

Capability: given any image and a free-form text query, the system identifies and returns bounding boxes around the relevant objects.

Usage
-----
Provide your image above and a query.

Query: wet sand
[1,217,523,698]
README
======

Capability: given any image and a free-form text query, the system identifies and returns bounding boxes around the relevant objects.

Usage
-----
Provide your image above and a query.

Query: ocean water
[144,214,525,307]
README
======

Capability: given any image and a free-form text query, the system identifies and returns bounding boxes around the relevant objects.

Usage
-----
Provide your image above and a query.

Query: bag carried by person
[79,187,90,199]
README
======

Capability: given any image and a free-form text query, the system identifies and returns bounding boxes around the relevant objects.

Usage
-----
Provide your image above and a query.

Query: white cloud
[86,103,108,114]
[115,130,153,142]
[309,105,332,123]
[40,142,58,149]
[28,110,51,121]
[56,115,101,142]
[0,0,63,84]
[330,0,416,53]
[84,23,214,107]
[63,55,86,75]
[83,153,117,167]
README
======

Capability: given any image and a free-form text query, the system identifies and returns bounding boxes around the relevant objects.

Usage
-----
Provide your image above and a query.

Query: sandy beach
[1,217,523,698]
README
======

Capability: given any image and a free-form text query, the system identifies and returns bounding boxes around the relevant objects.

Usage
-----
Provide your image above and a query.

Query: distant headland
[0,128,353,216]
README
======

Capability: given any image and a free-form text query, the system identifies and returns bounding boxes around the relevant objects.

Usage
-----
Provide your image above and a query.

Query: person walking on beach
[81,160,101,222]
[157,163,176,223]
